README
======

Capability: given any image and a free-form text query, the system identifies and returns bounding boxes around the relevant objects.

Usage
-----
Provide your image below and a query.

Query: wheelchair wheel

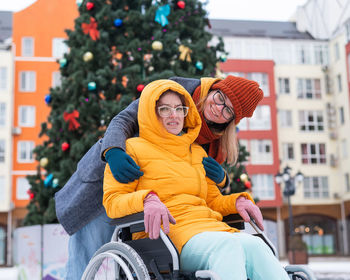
[82,241,151,280]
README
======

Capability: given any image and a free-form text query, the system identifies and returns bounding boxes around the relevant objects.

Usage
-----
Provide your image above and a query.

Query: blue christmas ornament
[236,127,240,133]
[155,4,170,27]
[52,178,59,188]
[44,173,53,187]
[219,54,227,62]
[76,0,83,7]
[88,82,97,91]
[59,58,67,68]
[114,18,123,27]
[195,61,203,70]
[45,94,52,104]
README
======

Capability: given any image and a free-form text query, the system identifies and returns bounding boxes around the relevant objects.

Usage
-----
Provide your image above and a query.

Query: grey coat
[55,77,201,235]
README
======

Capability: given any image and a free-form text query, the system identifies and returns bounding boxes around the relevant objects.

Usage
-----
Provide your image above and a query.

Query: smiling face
[156,91,185,135]
[203,90,235,124]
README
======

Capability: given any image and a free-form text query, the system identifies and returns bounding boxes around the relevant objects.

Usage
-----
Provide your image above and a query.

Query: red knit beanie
[211,75,264,124]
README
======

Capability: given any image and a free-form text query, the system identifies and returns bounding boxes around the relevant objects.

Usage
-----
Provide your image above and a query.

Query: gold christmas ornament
[178,45,192,62]
[83,51,94,62]
[40,157,49,167]
[240,173,248,183]
[152,41,163,51]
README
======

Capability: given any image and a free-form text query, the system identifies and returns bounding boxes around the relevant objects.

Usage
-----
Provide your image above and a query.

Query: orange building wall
[220,59,283,208]
[12,0,78,207]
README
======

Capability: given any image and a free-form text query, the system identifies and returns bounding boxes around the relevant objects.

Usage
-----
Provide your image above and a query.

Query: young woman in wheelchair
[56,75,268,279]
[103,79,290,280]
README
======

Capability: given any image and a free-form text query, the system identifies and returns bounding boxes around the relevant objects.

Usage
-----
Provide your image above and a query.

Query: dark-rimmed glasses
[213,91,235,121]
[157,105,189,117]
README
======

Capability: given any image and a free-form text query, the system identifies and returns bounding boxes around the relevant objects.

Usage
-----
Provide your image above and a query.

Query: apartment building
[6,0,77,265]
[211,14,350,257]
[0,11,13,266]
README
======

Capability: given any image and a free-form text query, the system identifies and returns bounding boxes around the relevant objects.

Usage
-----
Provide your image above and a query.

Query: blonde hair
[197,95,239,166]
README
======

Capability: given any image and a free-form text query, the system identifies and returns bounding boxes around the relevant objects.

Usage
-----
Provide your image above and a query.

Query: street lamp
[275,166,304,236]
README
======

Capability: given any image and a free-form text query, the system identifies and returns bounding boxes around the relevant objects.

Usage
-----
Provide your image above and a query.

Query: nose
[169,110,177,117]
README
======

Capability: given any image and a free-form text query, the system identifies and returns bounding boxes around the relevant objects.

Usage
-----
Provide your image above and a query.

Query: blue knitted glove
[202,156,225,185]
[105,148,144,183]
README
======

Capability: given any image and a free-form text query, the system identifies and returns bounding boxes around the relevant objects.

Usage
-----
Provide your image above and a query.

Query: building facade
[211,17,350,257]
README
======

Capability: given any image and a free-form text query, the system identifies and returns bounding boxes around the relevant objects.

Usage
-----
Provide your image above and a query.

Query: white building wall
[0,45,14,212]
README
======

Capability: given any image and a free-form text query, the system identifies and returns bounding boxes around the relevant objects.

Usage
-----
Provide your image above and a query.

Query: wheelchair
[81,212,317,280]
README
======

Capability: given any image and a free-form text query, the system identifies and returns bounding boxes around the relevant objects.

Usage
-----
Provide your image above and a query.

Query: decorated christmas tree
[23,0,225,225]
[223,141,254,196]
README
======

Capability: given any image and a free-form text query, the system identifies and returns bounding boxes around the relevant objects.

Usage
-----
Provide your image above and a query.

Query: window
[0,176,4,203]
[299,110,324,131]
[21,37,34,57]
[17,141,34,163]
[19,71,36,92]
[279,110,292,127]
[303,176,329,198]
[0,67,7,90]
[273,43,292,64]
[251,174,275,199]
[341,139,348,159]
[0,140,4,162]
[247,105,271,130]
[16,177,30,200]
[278,78,290,94]
[52,38,68,58]
[301,143,326,164]
[297,78,321,99]
[339,107,345,125]
[250,140,273,165]
[345,173,350,192]
[296,45,311,64]
[346,21,350,42]
[282,143,294,160]
[19,106,35,127]
[334,43,340,61]
[247,73,269,96]
[52,71,62,88]
[337,74,342,92]
[314,44,328,65]
[0,103,5,127]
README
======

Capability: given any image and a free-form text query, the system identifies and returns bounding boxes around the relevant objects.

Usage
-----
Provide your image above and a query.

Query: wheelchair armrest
[223,213,245,230]
[110,212,145,226]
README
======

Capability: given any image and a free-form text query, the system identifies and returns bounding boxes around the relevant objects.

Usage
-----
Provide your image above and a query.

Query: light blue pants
[180,232,290,280]
[64,212,115,280]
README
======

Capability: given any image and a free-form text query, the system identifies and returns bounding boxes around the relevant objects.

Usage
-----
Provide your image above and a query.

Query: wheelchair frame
[82,212,317,280]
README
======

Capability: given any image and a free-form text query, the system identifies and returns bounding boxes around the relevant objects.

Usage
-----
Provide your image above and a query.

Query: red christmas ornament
[63,110,80,131]
[86,2,94,10]
[177,1,185,9]
[244,181,252,189]
[61,142,70,152]
[81,17,100,41]
[27,190,34,200]
[137,84,145,92]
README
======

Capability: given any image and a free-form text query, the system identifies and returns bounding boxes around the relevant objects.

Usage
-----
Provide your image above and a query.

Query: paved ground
[0,257,349,279]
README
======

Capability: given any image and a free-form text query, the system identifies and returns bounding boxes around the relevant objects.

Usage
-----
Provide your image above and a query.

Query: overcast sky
[0,0,308,21]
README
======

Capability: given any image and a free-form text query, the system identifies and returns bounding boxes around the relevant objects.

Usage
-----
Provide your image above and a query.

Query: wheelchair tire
[82,241,151,280]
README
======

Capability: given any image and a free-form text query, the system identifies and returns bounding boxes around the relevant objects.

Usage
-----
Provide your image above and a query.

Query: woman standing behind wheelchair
[103,79,290,280]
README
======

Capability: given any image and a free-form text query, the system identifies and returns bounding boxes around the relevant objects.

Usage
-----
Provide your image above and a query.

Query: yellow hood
[138,80,202,157]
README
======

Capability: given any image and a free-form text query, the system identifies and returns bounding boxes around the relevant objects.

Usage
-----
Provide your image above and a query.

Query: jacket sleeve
[169,76,201,95]
[205,178,255,217]
[101,99,140,160]
[103,143,152,218]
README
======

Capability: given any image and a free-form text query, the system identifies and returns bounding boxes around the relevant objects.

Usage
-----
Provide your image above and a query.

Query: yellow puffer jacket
[103,79,254,253]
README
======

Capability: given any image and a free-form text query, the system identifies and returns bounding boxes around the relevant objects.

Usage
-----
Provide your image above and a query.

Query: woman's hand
[105,148,144,183]
[235,196,264,231]
[202,156,226,185]
[143,194,176,239]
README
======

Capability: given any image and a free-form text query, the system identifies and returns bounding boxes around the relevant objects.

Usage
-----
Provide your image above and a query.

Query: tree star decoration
[81,17,100,41]
[154,4,170,27]
[63,110,80,131]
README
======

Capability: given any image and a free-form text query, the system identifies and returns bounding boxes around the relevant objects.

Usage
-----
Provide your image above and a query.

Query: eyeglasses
[157,105,189,117]
[213,91,235,121]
